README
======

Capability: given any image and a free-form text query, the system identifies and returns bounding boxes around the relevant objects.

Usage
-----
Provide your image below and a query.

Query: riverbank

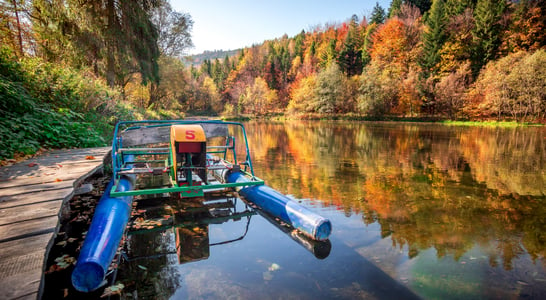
[222,113,544,126]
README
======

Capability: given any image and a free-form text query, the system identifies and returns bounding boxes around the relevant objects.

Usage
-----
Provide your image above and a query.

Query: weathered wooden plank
[0,233,50,262]
[0,200,62,226]
[0,268,41,299]
[0,180,74,197]
[0,147,109,181]
[0,235,49,300]
[120,123,229,146]
[0,215,57,243]
[0,163,102,189]
[0,160,102,183]
[0,147,108,300]
[0,187,72,209]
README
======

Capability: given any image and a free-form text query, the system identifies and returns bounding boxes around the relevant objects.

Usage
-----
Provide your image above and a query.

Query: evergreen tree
[338,15,363,76]
[370,2,386,24]
[294,30,305,58]
[472,0,506,74]
[388,0,403,18]
[445,0,476,16]
[406,0,432,14]
[319,38,338,69]
[421,0,448,76]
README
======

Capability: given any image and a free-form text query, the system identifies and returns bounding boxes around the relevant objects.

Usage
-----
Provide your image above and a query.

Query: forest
[1,0,546,160]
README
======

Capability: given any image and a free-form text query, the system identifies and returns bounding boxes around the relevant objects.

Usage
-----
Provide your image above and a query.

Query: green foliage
[337,16,364,76]
[407,0,433,15]
[370,2,387,24]
[0,47,129,159]
[312,63,345,114]
[358,66,390,116]
[421,0,448,76]
[388,0,403,18]
[472,0,507,74]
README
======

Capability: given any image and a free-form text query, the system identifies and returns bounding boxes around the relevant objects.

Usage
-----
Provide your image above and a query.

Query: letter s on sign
[185,130,195,140]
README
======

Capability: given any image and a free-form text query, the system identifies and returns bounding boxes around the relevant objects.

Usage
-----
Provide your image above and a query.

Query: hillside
[185,49,240,66]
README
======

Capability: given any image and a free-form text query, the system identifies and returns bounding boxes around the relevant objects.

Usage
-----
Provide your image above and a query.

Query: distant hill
[184,49,240,66]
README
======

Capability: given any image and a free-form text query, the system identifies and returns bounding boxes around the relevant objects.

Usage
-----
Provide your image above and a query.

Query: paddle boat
[71,120,332,292]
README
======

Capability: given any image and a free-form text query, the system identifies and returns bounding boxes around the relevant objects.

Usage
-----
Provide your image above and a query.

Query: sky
[171,0,392,55]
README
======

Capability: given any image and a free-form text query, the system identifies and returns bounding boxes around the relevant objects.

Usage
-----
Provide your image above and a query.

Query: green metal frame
[110,120,264,198]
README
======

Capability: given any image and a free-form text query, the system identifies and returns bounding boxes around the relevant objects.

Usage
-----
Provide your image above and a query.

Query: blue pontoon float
[71,120,332,292]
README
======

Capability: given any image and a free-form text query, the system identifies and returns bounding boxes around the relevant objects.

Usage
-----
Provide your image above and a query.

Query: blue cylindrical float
[72,173,135,292]
[226,171,332,241]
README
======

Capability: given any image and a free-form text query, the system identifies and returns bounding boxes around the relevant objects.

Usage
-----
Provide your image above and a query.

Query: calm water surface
[118,121,546,299]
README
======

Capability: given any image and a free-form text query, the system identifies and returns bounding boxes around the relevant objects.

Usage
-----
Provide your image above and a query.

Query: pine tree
[370,2,386,24]
[421,0,448,76]
[445,0,476,17]
[388,0,403,18]
[338,15,363,76]
[472,0,506,74]
[406,0,432,14]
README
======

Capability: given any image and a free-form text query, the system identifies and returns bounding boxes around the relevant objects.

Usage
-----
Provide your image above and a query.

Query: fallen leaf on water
[263,271,273,281]
[517,280,530,286]
[28,163,38,167]
[268,263,281,272]
[85,155,96,160]
[101,283,124,298]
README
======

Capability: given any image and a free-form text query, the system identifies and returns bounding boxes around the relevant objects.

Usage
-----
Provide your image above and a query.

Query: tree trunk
[106,0,116,87]
[12,0,24,56]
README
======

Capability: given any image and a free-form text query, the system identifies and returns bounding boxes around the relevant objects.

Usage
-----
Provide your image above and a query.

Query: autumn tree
[470,50,546,121]
[239,77,278,115]
[500,0,546,53]
[358,65,391,116]
[287,74,317,113]
[434,61,472,118]
[311,63,345,114]
[0,0,34,56]
[436,8,474,74]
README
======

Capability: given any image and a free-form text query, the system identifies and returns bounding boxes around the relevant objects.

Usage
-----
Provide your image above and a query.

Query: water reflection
[115,122,545,299]
[241,122,546,270]
[118,172,334,298]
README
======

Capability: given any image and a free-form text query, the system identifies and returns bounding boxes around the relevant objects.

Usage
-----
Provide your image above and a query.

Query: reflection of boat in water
[124,193,331,265]
[71,120,332,292]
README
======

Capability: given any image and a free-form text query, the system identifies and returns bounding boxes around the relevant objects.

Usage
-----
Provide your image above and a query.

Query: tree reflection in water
[242,121,546,270]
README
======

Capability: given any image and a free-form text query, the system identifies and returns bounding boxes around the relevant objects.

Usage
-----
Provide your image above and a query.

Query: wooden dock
[0,147,109,300]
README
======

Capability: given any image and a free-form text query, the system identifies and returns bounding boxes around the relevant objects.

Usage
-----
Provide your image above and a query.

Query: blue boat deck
[0,147,109,300]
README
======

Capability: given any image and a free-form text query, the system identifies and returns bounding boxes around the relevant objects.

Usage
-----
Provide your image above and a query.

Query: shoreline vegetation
[1,1,545,162]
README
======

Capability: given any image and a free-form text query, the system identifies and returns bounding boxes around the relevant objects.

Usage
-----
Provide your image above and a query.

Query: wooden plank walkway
[0,147,109,300]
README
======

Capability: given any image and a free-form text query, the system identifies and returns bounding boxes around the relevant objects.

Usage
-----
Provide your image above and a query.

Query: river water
[117,121,546,299]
